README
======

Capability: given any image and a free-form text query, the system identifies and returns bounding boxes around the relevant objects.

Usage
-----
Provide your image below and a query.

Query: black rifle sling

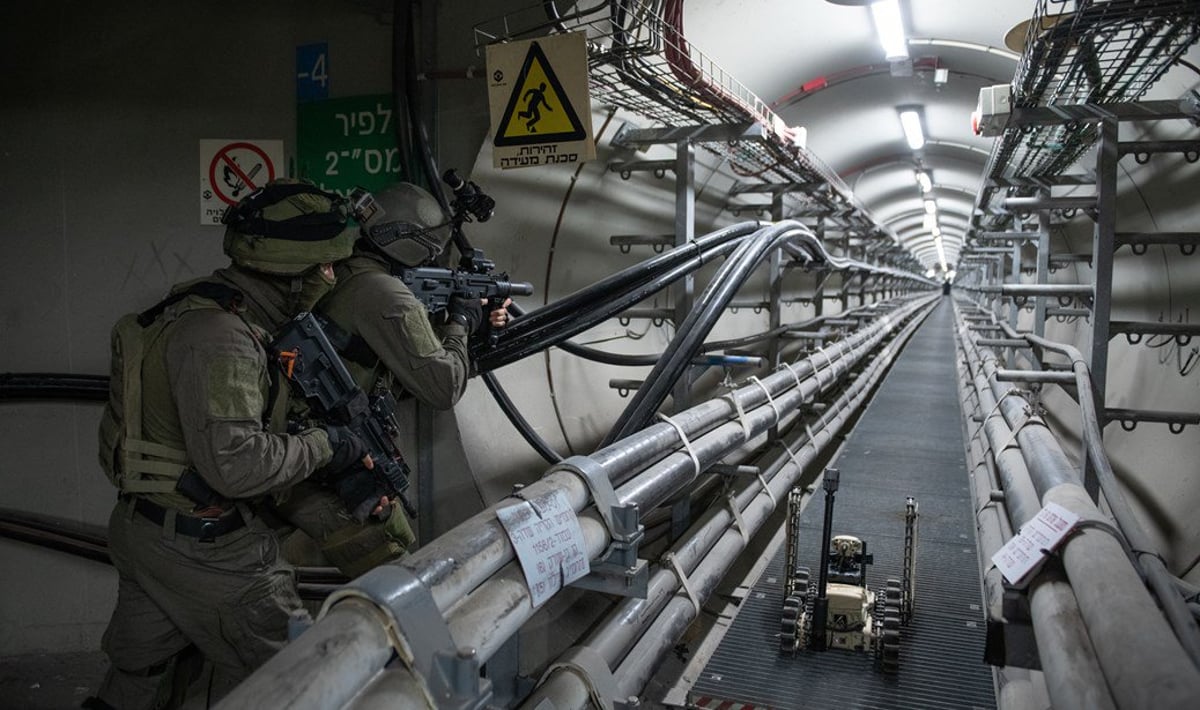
[136,282,243,327]
[312,311,380,370]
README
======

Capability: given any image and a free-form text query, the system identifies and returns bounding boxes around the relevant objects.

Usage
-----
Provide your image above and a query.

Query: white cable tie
[657,412,701,477]
[663,552,701,617]
[748,376,781,424]
[784,362,805,390]
[1000,409,1044,452]
[720,393,753,442]
[816,345,836,372]
[727,494,751,545]
[757,472,777,511]
[801,424,820,450]
[810,345,835,388]
[784,439,805,469]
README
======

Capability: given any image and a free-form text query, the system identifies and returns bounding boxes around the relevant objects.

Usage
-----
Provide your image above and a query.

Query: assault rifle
[403,170,533,336]
[348,170,534,338]
[272,312,417,519]
[397,266,533,320]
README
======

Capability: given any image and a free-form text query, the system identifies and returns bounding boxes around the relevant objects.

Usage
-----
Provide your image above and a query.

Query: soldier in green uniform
[270,181,509,577]
[87,181,377,709]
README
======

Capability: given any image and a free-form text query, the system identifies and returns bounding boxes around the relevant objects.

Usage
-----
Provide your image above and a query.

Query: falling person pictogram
[518,82,553,132]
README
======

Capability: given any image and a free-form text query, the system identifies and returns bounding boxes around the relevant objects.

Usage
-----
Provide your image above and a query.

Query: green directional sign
[297,94,404,196]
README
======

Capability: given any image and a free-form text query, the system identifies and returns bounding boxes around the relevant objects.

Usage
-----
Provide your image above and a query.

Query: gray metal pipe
[214,599,395,710]
[956,308,1113,710]
[979,284,1093,297]
[521,302,931,708]
[1026,565,1115,710]
[1023,332,1200,667]
[525,311,916,705]
[434,302,925,666]
[957,305,1200,708]
[997,668,1050,710]
[1044,484,1200,708]
[609,319,926,695]
[1003,195,1097,211]
[219,296,934,709]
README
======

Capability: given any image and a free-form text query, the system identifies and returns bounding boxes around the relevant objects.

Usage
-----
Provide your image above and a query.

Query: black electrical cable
[482,371,563,464]
[0,508,347,600]
[391,0,415,182]
[482,227,930,373]
[476,236,748,371]
[396,0,565,470]
[0,373,108,401]
[603,222,809,444]
[405,0,450,210]
[496,221,759,340]
[477,223,760,369]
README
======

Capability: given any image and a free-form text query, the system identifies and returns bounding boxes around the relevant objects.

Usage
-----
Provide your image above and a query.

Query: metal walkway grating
[690,300,996,710]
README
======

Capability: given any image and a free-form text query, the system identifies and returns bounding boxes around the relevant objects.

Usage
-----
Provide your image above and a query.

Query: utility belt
[123,495,247,543]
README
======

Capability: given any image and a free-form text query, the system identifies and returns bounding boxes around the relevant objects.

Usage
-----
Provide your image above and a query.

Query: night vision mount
[442,169,498,275]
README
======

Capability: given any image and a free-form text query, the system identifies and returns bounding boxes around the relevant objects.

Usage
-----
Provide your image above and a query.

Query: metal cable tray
[473,2,897,240]
[975,0,1200,226]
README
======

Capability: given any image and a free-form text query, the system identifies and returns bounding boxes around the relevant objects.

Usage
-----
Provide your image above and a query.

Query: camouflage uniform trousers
[271,479,416,579]
[96,497,304,709]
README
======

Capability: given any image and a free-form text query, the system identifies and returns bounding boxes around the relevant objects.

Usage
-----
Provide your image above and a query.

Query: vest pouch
[98,313,143,487]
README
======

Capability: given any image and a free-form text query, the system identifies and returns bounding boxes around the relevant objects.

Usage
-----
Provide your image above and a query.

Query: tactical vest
[97,282,247,508]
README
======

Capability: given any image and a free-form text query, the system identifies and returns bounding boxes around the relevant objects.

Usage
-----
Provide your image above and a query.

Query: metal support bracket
[320,566,492,710]
[537,646,621,710]
[609,234,675,253]
[984,583,1042,670]
[556,455,649,598]
[607,159,674,180]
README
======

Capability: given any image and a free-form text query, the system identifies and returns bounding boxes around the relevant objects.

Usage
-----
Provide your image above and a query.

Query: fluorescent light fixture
[871,0,908,60]
[936,236,948,271]
[931,224,941,237]
[914,170,932,193]
[924,199,937,214]
[899,109,925,150]
[923,213,937,230]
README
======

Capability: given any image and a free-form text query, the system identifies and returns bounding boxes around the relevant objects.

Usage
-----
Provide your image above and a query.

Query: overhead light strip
[899,109,925,150]
[871,0,909,60]
[914,170,932,193]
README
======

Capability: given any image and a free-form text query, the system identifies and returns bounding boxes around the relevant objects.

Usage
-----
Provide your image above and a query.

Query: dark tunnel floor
[689,298,997,709]
[0,651,109,710]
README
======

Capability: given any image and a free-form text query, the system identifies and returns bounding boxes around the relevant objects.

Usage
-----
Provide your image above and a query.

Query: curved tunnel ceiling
[685,0,1035,273]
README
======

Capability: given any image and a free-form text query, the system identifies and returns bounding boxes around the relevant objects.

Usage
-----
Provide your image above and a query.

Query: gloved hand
[384,501,417,549]
[319,425,369,480]
[330,465,389,522]
[448,295,483,333]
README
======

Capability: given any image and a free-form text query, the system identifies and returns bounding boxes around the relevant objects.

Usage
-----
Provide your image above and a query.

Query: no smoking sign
[199,139,285,225]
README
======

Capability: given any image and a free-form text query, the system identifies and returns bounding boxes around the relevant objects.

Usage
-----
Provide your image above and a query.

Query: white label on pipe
[496,489,590,607]
[992,502,1080,588]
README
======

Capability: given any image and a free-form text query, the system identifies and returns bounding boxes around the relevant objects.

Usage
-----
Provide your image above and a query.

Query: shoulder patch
[207,355,265,419]
[398,308,441,359]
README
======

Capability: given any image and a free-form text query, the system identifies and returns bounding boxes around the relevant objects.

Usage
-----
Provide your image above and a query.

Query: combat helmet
[353,182,450,267]
[222,178,357,274]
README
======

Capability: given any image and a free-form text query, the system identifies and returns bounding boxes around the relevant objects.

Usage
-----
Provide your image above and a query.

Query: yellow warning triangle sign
[494,41,587,146]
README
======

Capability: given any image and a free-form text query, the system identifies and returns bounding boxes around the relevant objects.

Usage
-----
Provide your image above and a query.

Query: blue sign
[296,43,329,103]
